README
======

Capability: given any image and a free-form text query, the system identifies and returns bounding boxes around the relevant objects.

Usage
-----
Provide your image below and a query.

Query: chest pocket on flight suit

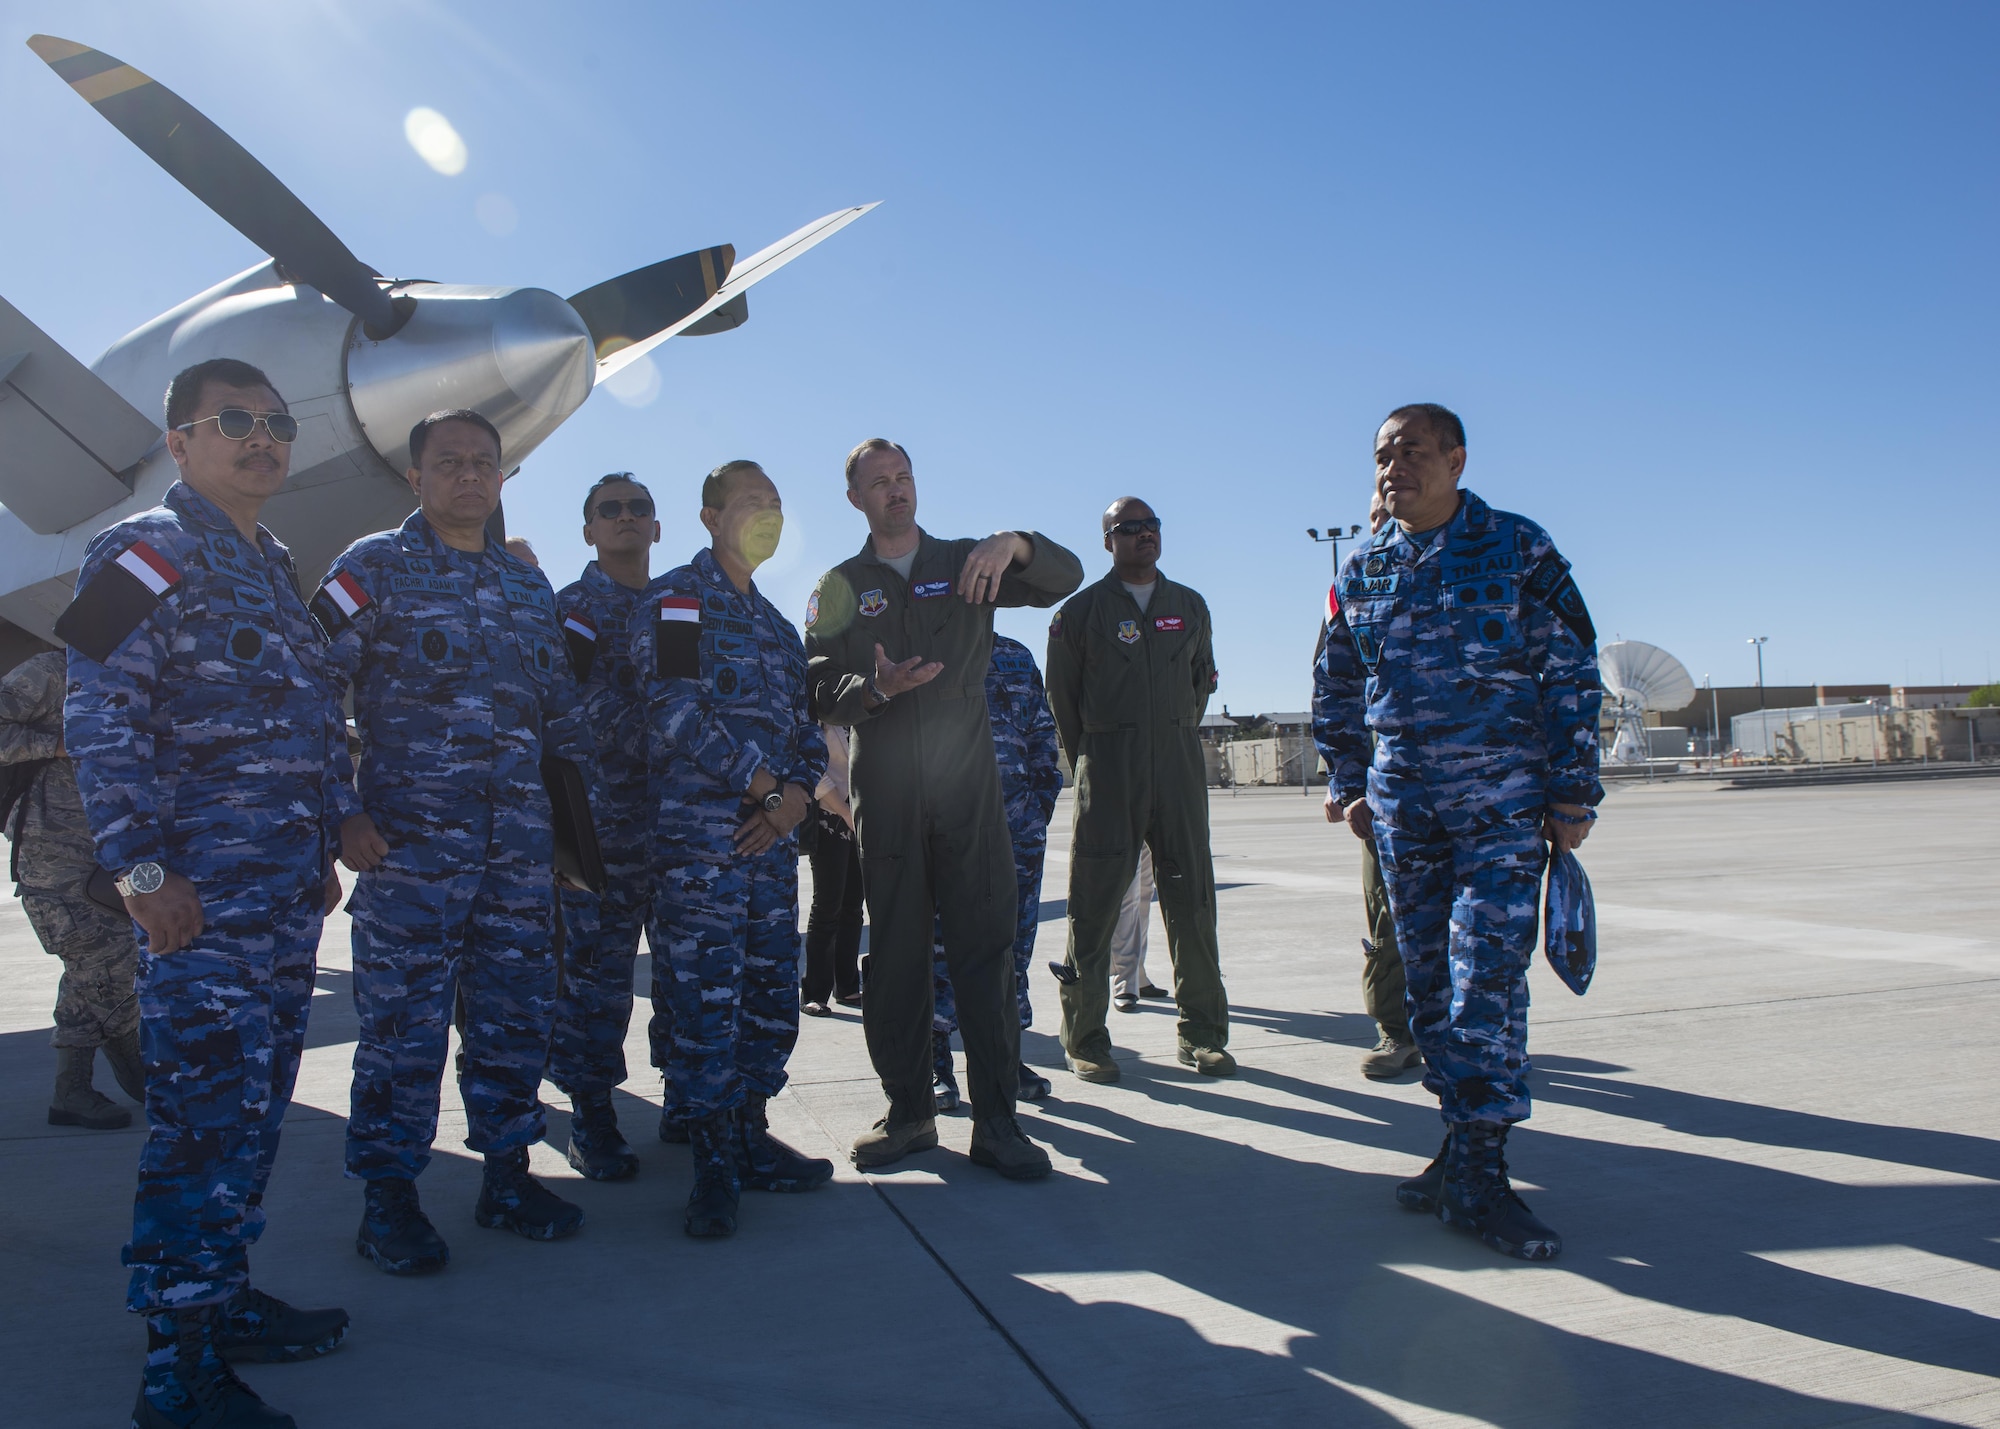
[186,536,292,691]
[1083,608,1145,731]
[391,558,475,676]
[1151,614,1201,725]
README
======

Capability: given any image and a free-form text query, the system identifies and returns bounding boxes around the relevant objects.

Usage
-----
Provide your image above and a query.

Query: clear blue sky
[4,1,1994,708]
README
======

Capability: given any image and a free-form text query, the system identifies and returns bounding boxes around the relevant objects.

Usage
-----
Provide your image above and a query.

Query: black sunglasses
[1108,517,1162,537]
[175,408,299,444]
[593,498,655,520]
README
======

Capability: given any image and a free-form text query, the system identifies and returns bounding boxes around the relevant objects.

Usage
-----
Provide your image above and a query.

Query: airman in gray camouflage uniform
[2,648,143,1128]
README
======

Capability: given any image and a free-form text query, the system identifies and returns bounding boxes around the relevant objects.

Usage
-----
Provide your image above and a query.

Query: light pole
[1748,636,1770,759]
[1307,524,1363,577]
[1705,673,1720,759]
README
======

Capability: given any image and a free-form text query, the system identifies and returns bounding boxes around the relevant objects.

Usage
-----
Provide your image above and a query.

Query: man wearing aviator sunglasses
[546,473,665,1179]
[60,357,351,1425]
[1046,496,1233,1084]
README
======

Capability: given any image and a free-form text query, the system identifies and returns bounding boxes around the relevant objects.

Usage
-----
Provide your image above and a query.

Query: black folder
[541,754,606,896]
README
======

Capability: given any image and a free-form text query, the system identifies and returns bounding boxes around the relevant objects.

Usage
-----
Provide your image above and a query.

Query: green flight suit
[806,530,1083,1120]
[1046,571,1228,1059]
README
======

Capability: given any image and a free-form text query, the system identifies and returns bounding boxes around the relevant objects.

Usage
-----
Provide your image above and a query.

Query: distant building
[1818,683,1890,705]
[1892,685,1981,710]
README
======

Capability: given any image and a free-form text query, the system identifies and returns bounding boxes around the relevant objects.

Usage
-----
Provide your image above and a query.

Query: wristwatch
[865,676,890,706]
[762,788,785,813]
[115,861,165,897]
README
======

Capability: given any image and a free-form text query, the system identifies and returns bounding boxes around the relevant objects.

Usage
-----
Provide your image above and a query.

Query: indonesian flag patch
[656,595,701,679]
[55,538,183,663]
[309,568,373,638]
[1325,580,1340,626]
[562,609,599,680]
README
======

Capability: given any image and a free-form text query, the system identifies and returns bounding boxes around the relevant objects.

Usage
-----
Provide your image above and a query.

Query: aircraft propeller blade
[27,34,405,337]
[568,245,736,363]
[590,204,878,381]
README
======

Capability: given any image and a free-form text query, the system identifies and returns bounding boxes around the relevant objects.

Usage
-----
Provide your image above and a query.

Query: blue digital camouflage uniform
[313,509,596,1180]
[631,548,826,1121]
[1312,490,1601,1125]
[932,635,1063,1035]
[549,562,655,1096]
[60,480,343,1313]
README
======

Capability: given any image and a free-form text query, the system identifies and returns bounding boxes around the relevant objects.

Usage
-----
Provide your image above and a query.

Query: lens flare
[404,107,468,176]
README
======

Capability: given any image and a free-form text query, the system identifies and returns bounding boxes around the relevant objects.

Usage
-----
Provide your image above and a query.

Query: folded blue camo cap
[1543,849,1597,996]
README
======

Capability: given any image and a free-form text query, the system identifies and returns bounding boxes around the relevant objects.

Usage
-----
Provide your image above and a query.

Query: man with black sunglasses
[1046,497,1231,1083]
[547,473,664,1177]
[59,357,350,1427]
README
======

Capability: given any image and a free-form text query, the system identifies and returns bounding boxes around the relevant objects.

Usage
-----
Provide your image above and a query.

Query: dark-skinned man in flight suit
[1046,497,1231,1083]
[805,438,1082,1180]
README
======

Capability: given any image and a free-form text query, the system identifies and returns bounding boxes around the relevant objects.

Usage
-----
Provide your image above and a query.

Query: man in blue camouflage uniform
[1315,403,1601,1262]
[60,359,349,1429]
[632,460,830,1238]
[317,409,596,1277]
[550,473,663,1179]
[930,634,1063,1111]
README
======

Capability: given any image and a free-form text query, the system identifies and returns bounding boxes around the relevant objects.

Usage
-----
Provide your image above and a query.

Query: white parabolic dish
[1598,640,1697,712]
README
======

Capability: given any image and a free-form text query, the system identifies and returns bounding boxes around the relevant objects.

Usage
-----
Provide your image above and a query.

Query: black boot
[684,1111,740,1238]
[132,1305,296,1428]
[1436,1121,1562,1261]
[735,1094,833,1193]
[931,1035,962,1114]
[356,1177,449,1275]
[104,1027,147,1104]
[1395,1133,1451,1213]
[214,1286,348,1362]
[48,1045,130,1130]
[475,1147,585,1241]
[566,1091,639,1181]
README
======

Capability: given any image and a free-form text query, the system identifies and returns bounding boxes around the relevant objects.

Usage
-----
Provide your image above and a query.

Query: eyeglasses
[593,498,654,520]
[174,408,299,444]
[1108,517,1161,537]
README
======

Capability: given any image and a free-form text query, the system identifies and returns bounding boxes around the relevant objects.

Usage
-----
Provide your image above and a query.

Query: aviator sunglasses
[1108,516,1162,536]
[593,497,655,520]
[174,408,299,444]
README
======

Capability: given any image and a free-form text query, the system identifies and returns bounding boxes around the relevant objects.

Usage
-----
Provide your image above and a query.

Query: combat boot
[969,1114,1053,1180]
[1177,1043,1238,1077]
[104,1026,147,1103]
[1065,1051,1120,1084]
[1394,1133,1451,1213]
[850,1100,939,1169]
[132,1305,296,1428]
[48,1045,130,1130]
[684,1111,741,1237]
[735,1094,834,1193]
[1017,1063,1052,1101]
[1436,1121,1562,1261]
[932,1035,962,1113]
[214,1286,349,1363]
[1360,1032,1422,1080]
[566,1091,639,1181]
[476,1147,585,1241]
[356,1176,449,1275]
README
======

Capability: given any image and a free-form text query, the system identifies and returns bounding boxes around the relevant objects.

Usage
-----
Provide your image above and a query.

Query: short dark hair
[1383,403,1465,453]
[702,459,766,511]
[163,358,285,429]
[582,471,652,519]
[408,409,503,468]
[844,437,910,488]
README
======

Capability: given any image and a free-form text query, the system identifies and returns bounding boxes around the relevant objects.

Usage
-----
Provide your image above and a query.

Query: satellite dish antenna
[1598,641,1697,764]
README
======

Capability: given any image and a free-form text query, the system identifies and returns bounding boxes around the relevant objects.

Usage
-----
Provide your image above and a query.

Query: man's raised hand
[956,532,1032,604]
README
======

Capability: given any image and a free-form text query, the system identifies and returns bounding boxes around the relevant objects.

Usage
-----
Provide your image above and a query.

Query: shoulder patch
[1325,580,1340,625]
[310,568,373,638]
[804,589,820,627]
[1049,610,1063,639]
[55,540,182,663]
[562,609,598,681]
[656,594,701,679]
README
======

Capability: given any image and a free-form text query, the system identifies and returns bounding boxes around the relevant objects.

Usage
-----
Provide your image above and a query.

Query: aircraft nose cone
[346,284,596,475]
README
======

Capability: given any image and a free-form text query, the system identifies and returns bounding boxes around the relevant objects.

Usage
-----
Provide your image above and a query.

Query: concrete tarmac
[2,779,1996,1426]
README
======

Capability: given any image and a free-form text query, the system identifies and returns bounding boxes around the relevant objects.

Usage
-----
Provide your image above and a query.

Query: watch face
[764,792,784,811]
[130,863,165,895]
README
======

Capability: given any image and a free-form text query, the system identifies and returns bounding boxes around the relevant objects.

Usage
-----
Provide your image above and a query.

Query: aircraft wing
[593,204,878,381]
[0,295,160,534]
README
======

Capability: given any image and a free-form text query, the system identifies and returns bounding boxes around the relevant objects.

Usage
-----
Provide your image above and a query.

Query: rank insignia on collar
[1118,619,1140,644]
[858,589,888,617]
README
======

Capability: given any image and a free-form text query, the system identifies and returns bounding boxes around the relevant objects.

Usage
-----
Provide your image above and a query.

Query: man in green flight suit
[1046,497,1232,1082]
[805,438,1083,1179]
